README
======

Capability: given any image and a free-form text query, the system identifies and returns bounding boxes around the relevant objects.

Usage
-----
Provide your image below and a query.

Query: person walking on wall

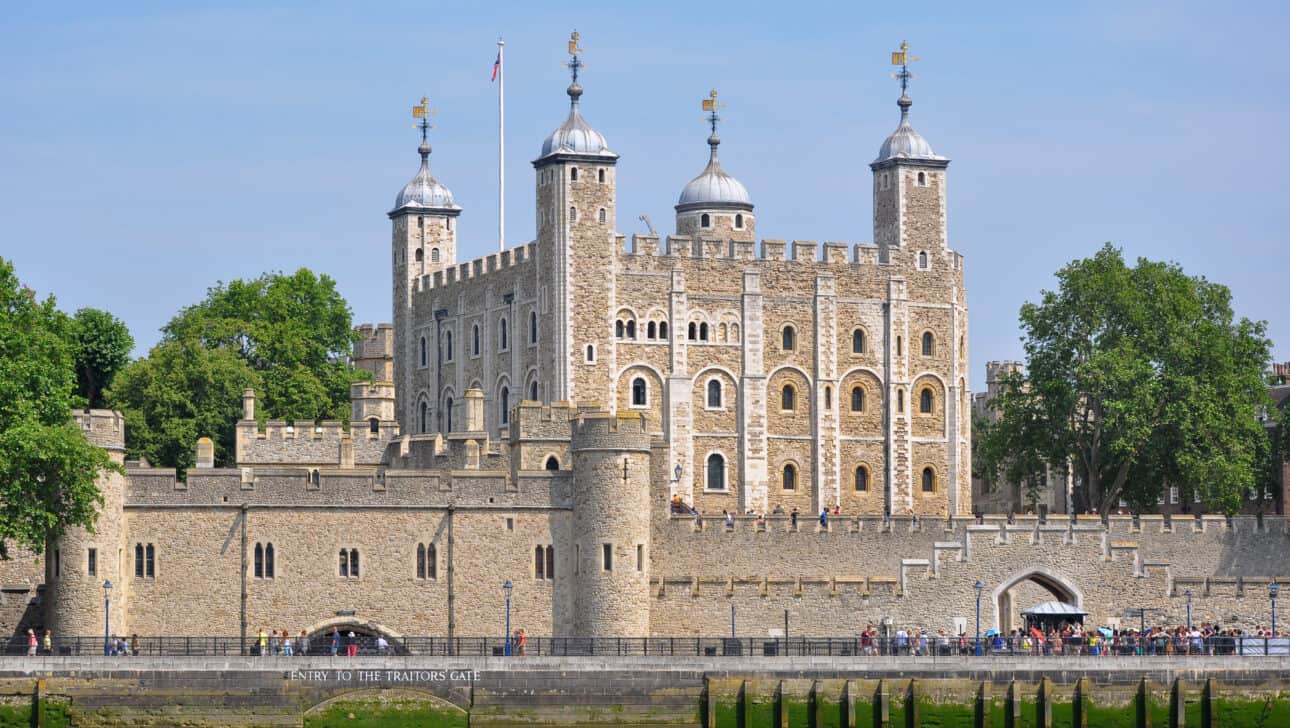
[282,630,293,657]
[298,630,310,657]
[26,629,36,656]
[819,508,828,528]
[330,628,340,657]
[130,633,139,656]
[376,635,389,655]
[790,508,799,529]
[42,629,52,655]
[346,631,358,657]
[517,629,528,656]
[257,627,268,657]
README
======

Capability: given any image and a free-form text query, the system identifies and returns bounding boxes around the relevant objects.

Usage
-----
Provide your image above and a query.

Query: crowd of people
[255,627,391,657]
[865,621,1286,656]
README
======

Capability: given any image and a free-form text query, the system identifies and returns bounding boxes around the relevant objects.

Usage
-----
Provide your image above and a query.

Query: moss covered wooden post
[845,679,856,728]
[1073,677,1089,728]
[1004,680,1021,728]
[1199,679,1216,728]
[1169,678,1185,728]
[1037,677,1052,728]
[874,679,890,728]
[974,681,991,728]
[1136,678,1152,728]
[905,680,919,728]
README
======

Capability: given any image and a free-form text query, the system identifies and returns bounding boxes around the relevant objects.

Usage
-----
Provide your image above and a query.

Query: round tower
[46,410,127,640]
[675,90,754,241]
[570,411,653,637]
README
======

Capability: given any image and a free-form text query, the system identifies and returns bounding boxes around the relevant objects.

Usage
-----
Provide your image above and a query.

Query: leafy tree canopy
[108,269,368,469]
[70,307,134,408]
[0,258,118,558]
[977,244,1272,515]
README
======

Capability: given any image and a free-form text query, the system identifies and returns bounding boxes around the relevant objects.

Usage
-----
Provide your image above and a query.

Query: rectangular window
[636,544,643,572]
[145,544,155,578]
[506,517,514,531]
[1169,486,1179,505]
[54,549,60,579]
[135,544,144,577]
[88,548,97,577]
[535,546,545,579]
[546,545,555,580]
[602,543,612,572]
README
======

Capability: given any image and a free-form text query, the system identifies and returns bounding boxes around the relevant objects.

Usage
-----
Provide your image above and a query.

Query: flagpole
[497,37,505,252]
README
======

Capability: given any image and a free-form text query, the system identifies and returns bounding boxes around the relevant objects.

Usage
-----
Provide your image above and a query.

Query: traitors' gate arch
[990,566,1084,634]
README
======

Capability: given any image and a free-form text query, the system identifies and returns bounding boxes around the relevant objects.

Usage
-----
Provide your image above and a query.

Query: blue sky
[3,1,1287,389]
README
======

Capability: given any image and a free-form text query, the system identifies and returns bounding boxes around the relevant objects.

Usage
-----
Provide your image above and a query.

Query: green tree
[107,340,259,470]
[107,268,368,470]
[978,244,1271,515]
[69,307,134,408]
[0,258,119,558]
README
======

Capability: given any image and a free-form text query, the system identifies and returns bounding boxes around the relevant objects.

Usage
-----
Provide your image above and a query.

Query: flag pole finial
[889,40,920,120]
[564,30,584,107]
[412,96,435,159]
[701,89,727,158]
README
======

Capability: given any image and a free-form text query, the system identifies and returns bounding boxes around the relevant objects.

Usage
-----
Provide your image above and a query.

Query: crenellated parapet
[622,234,893,268]
[416,242,538,293]
[71,409,125,453]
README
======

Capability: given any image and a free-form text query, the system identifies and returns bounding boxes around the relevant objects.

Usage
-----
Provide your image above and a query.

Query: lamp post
[730,605,736,639]
[974,580,984,657]
[1184,589,1193,631]
[503,580,514,656]
[1270,583,1279,637]
[102,580,113,656]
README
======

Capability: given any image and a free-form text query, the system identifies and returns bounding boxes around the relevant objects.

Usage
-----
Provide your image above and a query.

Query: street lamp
[1184,589,1193,631]
[973,580,984,657]
[102,580,113,656]
[1270,583,1279,637]
[673,464,683,482]
[503,580,514,656]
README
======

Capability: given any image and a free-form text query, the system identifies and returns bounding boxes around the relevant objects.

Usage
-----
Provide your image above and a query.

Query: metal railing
[3,634,1288,658]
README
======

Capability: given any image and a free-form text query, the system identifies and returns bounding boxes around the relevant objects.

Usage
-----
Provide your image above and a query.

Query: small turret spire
[412,96,435,162]
[564,30,584,108]
[702,89,727,162]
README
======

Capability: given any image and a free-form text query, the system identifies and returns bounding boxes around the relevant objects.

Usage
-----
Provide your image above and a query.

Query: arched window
[729,323,738,341]
[431,248,440,263]
[598,208,607,224]
[546,545,554,580]
[529,311,538,344]
[917,171,926,186]
[647,321,656,339]
[921,467,935,493]
[415,248,424,262]
[781,384,795,411]
[852,329,865,354]
[368,417,379,434]
[707,380,722,408]
[850,387,864,412]
[631,377,647,406]
[919,388,934,414]
[896,389,904,413]
[529,380,539,401]
[922,332,934,356]
[700,213,711,228]
[427,543,436,578]
[499,318,508,350]
[445,397,454,432]
[585,344,595,363]
[145,544,155,577]
[570,167,578,181]
[310,469,320,485]
[918,251,928,269]
[134,543,144,577]
[419,401,428,433]
[500,386,510,424]
[659,321,668,339]
[719,323,727,342]
[419,336,427,367]
[569,206,577,223]
[535,545,546,579]
[855,466,869,491]
[472,325,480,356]
[417,543,426,579]
[444,331,453,361]
[706,453,726,491]
[545,456,560,471]
[896,336,903,357]
[699,322,709,341]
[688,322,697,340]
[734,213,743,229]
[254,543,263,578]
[626,320,636,339]
[598,168,605,183]
[616,320,625,338]
[782,325,796,351]
[264,543,274,578]
[782,463,797,490]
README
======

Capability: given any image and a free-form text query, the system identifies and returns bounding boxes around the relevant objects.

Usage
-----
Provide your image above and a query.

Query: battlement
[352,323,393,360]
[235,416,396,467]
[623,234,903,268]
[984,360,1024,384]
[511,400,575,442]
[71,408,125,451]
[570,411,652,451]
[417,242,537,293]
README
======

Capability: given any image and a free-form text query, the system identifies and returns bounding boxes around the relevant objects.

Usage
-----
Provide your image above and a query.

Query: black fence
[3,634,1288,658]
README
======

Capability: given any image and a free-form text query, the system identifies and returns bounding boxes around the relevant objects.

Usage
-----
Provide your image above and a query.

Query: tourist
[26,629,36,657]
[42,629,52,656]
[257,627,268,657]
[298,630,310,656]
[833,503,840,516]
[376,635,389,655]
[724,510,733,528]
[346,631,358,657]
[130,634,139,656]
[772,504,784,515]
[517,629,528,656]
[271,629,281,656]
[282,631,293,657]
[819,508,828,528]
[790,508,799,529]
[330,629,340,657]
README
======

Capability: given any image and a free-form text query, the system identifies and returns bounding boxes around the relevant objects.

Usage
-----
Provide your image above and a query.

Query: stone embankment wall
[1,656,1289,726]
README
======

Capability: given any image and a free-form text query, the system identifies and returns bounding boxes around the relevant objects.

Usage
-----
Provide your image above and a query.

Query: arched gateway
[990,567,1084,634]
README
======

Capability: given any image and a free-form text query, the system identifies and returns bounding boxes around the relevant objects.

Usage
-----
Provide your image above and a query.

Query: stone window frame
[338,547,361,579]
[920,466,938,494]
[431,247,440,264]
[598,207,607,224]
[419,335,428,368]
[416,542,438,580]
[533,544,555,581]
[780,323,797,352]
[703,450,729,493]
[704,377,724,411]
[543,454,561,471]
[87,546,97,577]
[848,385,866,414]
[498,384,511,425]
[780,461,800,491]
[471,324,482,359]
[700,213,711,228]
[602,543,613,572]
[920,330,935,357]
[444,328,454,362]
[134,542,156,579]
[630,377,649,408]
[585,344,596,365]
[253,542,276,579]
[917,385,936,415]
[917,250,930,271]
[916,171,928,187]
[854,463,871,492]
[570,167,579,182]
[569,206,578,224]
[598,168,606,183]
[498,316,509,352]
[734,213,744,230]
[779,383,797,413]
[850,327,867,355]
[528,309,539,347]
